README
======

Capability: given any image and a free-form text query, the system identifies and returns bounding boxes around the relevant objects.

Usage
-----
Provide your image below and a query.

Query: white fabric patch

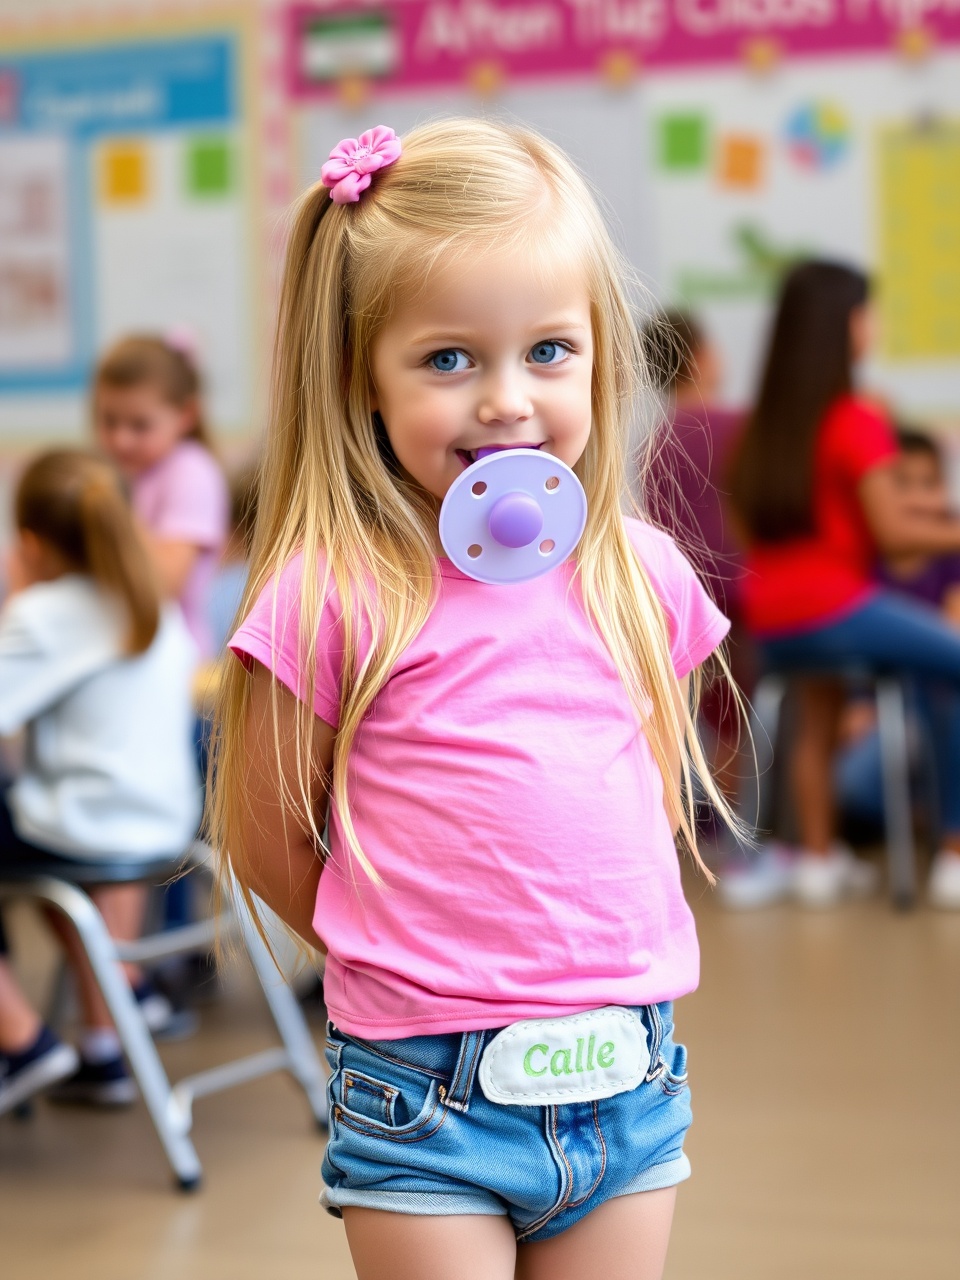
[478,1007,650,1107]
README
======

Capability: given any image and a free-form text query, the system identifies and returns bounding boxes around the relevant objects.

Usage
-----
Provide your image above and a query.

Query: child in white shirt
[0,449,200,1104]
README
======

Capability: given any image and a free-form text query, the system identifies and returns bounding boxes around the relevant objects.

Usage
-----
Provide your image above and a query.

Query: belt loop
[442,1030,486,1113]
[644,1004,665,1081]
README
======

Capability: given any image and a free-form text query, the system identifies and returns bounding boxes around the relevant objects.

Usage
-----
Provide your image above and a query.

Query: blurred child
[207,464,259,656]
[641,309,740,612]
[835,428,960,906]
[728,260,960,908]
[0,450,200,1102]
[642,309,752,816]
[879,428,960,615]
[92,333,229,661]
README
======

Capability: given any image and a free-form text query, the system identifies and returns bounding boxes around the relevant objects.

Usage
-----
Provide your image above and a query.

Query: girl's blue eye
[529,341,567,365]
[429,349,468,373]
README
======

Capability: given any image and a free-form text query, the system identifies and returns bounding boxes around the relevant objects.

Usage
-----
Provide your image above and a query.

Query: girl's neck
[17,532,75,587]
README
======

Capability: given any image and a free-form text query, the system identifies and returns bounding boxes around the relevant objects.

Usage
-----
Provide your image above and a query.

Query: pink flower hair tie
[320,125,401,204]
[165,324,199,363]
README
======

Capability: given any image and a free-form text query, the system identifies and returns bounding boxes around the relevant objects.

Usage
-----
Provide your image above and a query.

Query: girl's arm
[141,532,200,598]
[860,466,960,556]
[237,661,336,948]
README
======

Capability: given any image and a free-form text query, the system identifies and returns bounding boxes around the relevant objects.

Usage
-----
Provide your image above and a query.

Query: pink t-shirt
[132,440,229,659]
[230,519,729,1038]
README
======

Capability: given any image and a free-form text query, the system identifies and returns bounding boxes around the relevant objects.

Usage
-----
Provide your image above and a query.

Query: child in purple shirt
[837,427,960,907]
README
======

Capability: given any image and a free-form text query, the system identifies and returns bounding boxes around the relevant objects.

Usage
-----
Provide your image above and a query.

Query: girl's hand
[138,523,200,598]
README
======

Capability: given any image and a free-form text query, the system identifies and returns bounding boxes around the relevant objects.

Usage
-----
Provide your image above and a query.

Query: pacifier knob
[488,492,544,548]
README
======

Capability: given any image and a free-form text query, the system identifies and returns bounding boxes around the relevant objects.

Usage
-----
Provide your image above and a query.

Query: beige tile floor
[1,880,959,1280]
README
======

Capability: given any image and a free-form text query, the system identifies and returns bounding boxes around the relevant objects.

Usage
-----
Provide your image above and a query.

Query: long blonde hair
[15,449,161,655]
[210,118,735,918]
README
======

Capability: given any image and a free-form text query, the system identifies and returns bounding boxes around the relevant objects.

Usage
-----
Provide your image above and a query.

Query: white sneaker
[793,845,879,908]
[718,843,797,910]
[928,850,960,909]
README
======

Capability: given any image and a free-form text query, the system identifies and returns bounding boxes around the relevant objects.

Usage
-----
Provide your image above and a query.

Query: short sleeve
[828,398,898,483]
[626,519,731,678]
[141,444,229,549]
[228,553,350,728]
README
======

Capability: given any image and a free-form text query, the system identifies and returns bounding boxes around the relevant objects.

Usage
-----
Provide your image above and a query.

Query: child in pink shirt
[212,121,734,1280]
[92,334,229,660]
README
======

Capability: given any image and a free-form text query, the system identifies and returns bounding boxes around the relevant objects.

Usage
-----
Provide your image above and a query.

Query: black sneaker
[0,1026,79,1117]
[48,1054,137,1107]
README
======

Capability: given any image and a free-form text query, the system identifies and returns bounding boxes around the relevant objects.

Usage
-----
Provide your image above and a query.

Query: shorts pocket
[331,1038,448,1143]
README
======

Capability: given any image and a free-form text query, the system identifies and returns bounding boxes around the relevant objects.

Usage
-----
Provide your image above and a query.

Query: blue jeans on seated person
[761,591,960,839]
[322,1002,691,1243]
[836,681,960,837]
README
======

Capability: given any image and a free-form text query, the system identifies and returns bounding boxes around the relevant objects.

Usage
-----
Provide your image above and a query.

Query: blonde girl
[93,333,229,660]
[0,450,200,1104]
[212,120,732,1280]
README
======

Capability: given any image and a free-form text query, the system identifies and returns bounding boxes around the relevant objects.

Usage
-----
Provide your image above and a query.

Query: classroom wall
[1,0,958,453]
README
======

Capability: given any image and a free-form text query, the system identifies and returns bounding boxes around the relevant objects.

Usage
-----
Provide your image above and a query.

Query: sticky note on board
[101,141,148,203]
[718,135,765,189]
[187,137,232,197]
[658,114,708,171]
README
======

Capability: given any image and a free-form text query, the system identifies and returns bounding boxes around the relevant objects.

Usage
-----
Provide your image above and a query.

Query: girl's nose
[478,371,534,427]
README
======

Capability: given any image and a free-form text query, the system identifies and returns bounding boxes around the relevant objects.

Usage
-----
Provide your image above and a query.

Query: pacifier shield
[439,449,587,585]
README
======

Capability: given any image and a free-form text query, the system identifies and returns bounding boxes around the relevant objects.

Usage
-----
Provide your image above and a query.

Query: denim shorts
[321,1003,691,1243]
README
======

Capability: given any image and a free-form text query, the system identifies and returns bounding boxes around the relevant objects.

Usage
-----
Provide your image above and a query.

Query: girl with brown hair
[92,333,229,661]
[0,449,200,1103]
[730,260,960,908]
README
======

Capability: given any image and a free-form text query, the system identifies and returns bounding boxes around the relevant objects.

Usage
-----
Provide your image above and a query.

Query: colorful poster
[286,0,960,98]
[0,32,253,432]
[0,134,72,371]
[878,123,960,361]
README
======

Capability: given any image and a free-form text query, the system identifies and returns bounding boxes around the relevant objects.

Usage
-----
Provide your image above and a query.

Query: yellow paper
[878,124,960,360]
[101,140,148,203]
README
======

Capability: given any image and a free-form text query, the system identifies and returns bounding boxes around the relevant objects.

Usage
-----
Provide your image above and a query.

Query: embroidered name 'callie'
[478,1006,650,1107]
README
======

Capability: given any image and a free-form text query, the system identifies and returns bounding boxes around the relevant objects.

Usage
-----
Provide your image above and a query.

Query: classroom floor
[2,870,959,1280]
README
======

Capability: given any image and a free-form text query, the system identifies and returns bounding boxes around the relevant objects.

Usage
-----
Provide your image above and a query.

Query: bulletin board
[283,0,960,416]
[0,13,263,439]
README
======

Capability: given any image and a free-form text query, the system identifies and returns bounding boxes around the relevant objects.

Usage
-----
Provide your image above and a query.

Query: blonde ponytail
[15,450,161,655]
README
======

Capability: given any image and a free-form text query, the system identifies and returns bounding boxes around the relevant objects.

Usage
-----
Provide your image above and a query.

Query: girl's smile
[370,246,594,502]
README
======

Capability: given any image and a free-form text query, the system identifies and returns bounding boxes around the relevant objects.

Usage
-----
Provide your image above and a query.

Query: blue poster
[0,35,239,394]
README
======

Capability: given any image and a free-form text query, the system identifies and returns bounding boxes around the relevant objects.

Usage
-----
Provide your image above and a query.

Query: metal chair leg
[740,674,787,840]
[875,678,918,911]
[19,876,203,1188]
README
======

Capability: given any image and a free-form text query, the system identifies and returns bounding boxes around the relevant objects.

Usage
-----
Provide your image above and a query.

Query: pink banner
[286,0,960,98]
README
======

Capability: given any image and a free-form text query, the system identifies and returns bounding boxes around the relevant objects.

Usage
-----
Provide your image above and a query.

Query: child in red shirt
[727,260,960,908]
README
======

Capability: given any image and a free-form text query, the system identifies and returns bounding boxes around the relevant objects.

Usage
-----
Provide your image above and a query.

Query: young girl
[92,333,229,661]
[0,450,200,1102]
[729,260,960,908]
[212,120,732,1280]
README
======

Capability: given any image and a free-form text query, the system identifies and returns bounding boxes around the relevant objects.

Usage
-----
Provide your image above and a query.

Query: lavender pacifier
[439,448,588,585]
